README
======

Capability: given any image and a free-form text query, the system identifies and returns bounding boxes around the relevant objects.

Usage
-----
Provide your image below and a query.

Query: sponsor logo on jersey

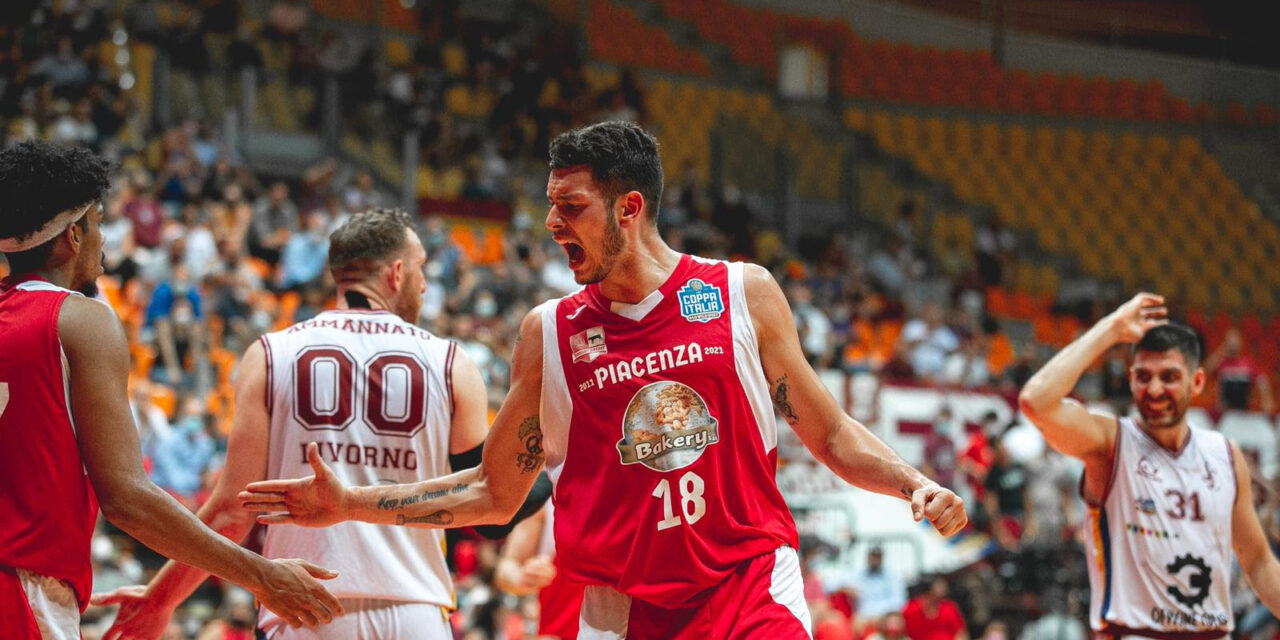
[1165,553,1212,609]
[1137,455,1161,480]
[1135,498,1158,514]
[570,325,608,363]
[1125,523,1177,539]
[1201,460,1217,490]
[676,279,724,323]
[616,381,719,471]
[591,342,704,390]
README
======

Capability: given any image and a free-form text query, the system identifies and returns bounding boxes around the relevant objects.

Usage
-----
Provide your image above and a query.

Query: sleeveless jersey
[537,504,583,639]
[0,276,99,608]
[539,255,798,608]
[1083,417,1236,638]
[259,309,457,613]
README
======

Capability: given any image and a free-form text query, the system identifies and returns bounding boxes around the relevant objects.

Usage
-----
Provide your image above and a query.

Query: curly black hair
[549,121,663,225]
[0,141,111,272]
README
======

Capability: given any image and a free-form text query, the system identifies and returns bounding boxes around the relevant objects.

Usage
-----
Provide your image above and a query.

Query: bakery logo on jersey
[570,326,608,363]
[616,381,719,471]
[677,279,724,323]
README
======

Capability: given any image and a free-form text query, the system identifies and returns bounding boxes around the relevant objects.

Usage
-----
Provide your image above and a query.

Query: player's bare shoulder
[58,294,127,350]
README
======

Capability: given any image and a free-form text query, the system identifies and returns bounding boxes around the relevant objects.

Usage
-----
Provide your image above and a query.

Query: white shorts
[261,597,452,640]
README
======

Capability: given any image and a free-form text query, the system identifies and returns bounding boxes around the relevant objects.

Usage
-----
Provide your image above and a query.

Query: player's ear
[617,191,643,227]
[1190,367,1207,396]
[386,258,404,293]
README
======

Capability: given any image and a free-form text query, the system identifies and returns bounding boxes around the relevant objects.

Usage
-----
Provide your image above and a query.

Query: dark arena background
[3,0,1278,638]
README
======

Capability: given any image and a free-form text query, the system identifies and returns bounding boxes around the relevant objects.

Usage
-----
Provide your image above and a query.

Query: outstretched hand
[1109,292,1168,344]
[240,442,348,527]
[910,484,967,537]
[90,586,171,640]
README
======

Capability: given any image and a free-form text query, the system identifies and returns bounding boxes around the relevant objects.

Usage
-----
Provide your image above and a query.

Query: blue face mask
[179,416,203,435]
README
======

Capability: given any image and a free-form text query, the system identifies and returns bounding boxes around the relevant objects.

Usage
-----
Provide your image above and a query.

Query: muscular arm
[64,297,339,628]
[130,340,275,614]
[745,266,965,534]
[244,309,548,529]
[1231,441,1280,616]
[494,504,555,596]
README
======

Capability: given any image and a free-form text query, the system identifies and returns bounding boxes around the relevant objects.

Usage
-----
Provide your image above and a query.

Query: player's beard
[1136,389,1189,429]
[578,213,626,285]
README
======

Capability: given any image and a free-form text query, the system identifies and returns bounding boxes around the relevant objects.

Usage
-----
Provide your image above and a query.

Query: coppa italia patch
[676,279,724,323]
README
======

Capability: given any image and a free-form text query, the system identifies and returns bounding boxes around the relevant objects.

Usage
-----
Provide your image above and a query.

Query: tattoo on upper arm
[516,416,544,474]
[397,510,454,526]
[772,375,799,425]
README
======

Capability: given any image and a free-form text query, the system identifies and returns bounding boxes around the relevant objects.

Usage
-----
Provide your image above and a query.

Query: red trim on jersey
[1225,436,1238,507]
[1097,624,1228,640]
[445,341,456,415]
[1082,417,1124,508]
[260,335,274,416]
[0,568,43,640]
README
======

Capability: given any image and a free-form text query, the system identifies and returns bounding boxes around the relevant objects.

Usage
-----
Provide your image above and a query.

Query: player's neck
[337,286,391,312]
[31,268,73,290]
[596,236,681,304]
[1138,419,1191,454]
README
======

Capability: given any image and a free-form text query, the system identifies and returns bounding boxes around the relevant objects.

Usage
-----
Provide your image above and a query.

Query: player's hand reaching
[91,585,171,640]
[910,484,967,537]
[518,555,558,592]
[1107,292,1168,344]
[251,557,345,629]
[240,442,349,528]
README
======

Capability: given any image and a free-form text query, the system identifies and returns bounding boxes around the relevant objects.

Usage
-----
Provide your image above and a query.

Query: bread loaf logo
[617,381,719,471]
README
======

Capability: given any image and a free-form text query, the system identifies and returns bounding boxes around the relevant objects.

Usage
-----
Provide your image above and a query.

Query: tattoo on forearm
[376,483,470,511]
[516,415,544,474]
[396,510,454,526]
[772,376,799,425]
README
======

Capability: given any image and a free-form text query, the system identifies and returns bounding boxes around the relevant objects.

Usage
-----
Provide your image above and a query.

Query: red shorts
[580,547,812,639]
[0,567,44,640]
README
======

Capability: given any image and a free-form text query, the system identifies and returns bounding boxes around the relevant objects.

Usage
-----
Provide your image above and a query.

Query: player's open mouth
[1143,398,1172,413]
[564,242,585,268]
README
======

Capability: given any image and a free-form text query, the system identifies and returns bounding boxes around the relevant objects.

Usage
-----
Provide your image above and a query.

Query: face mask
[475,296,497,318]
[179,416,203,435]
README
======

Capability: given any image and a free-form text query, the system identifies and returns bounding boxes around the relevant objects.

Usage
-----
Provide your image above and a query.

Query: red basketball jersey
[0,276,99,608]
[538,255,798,608]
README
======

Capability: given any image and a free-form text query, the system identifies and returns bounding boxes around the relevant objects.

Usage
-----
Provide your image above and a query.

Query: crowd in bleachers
[4,1,1280,639]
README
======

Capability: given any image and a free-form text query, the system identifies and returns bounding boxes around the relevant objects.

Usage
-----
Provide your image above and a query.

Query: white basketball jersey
[1083,417,1236,637]
[258,309,457,616]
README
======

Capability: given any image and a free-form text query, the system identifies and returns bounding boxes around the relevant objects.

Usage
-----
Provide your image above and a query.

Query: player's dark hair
[549,121,663,225]
[328,208,416,282]
[0,141,110,274]
[1133,323,1202,369]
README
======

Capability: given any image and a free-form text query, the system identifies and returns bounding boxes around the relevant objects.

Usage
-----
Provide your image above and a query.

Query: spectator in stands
[941,332,991,388]
[129,379,172,456]
[984,437,1031,550]
[1207,328,1275,414]
[846,547,908,624]
[1098,343,1133,415]
[145,264,206,386]
[793,283,835,367]
[978,620,1009,640]
[869,612,908,640]
[343,171,385,212]
[277,209,329,290]
[923,406,961,493]
[1018,589,1085,640]
[249,181,299,265]
[901,303,960,381]
[125,172,167,252]
[100,192,139,284]
[1023,448,1081,547]
[974,218,1015,286]
[149,395,218,504]
[903,576,967,640]
[179,200,220,282]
